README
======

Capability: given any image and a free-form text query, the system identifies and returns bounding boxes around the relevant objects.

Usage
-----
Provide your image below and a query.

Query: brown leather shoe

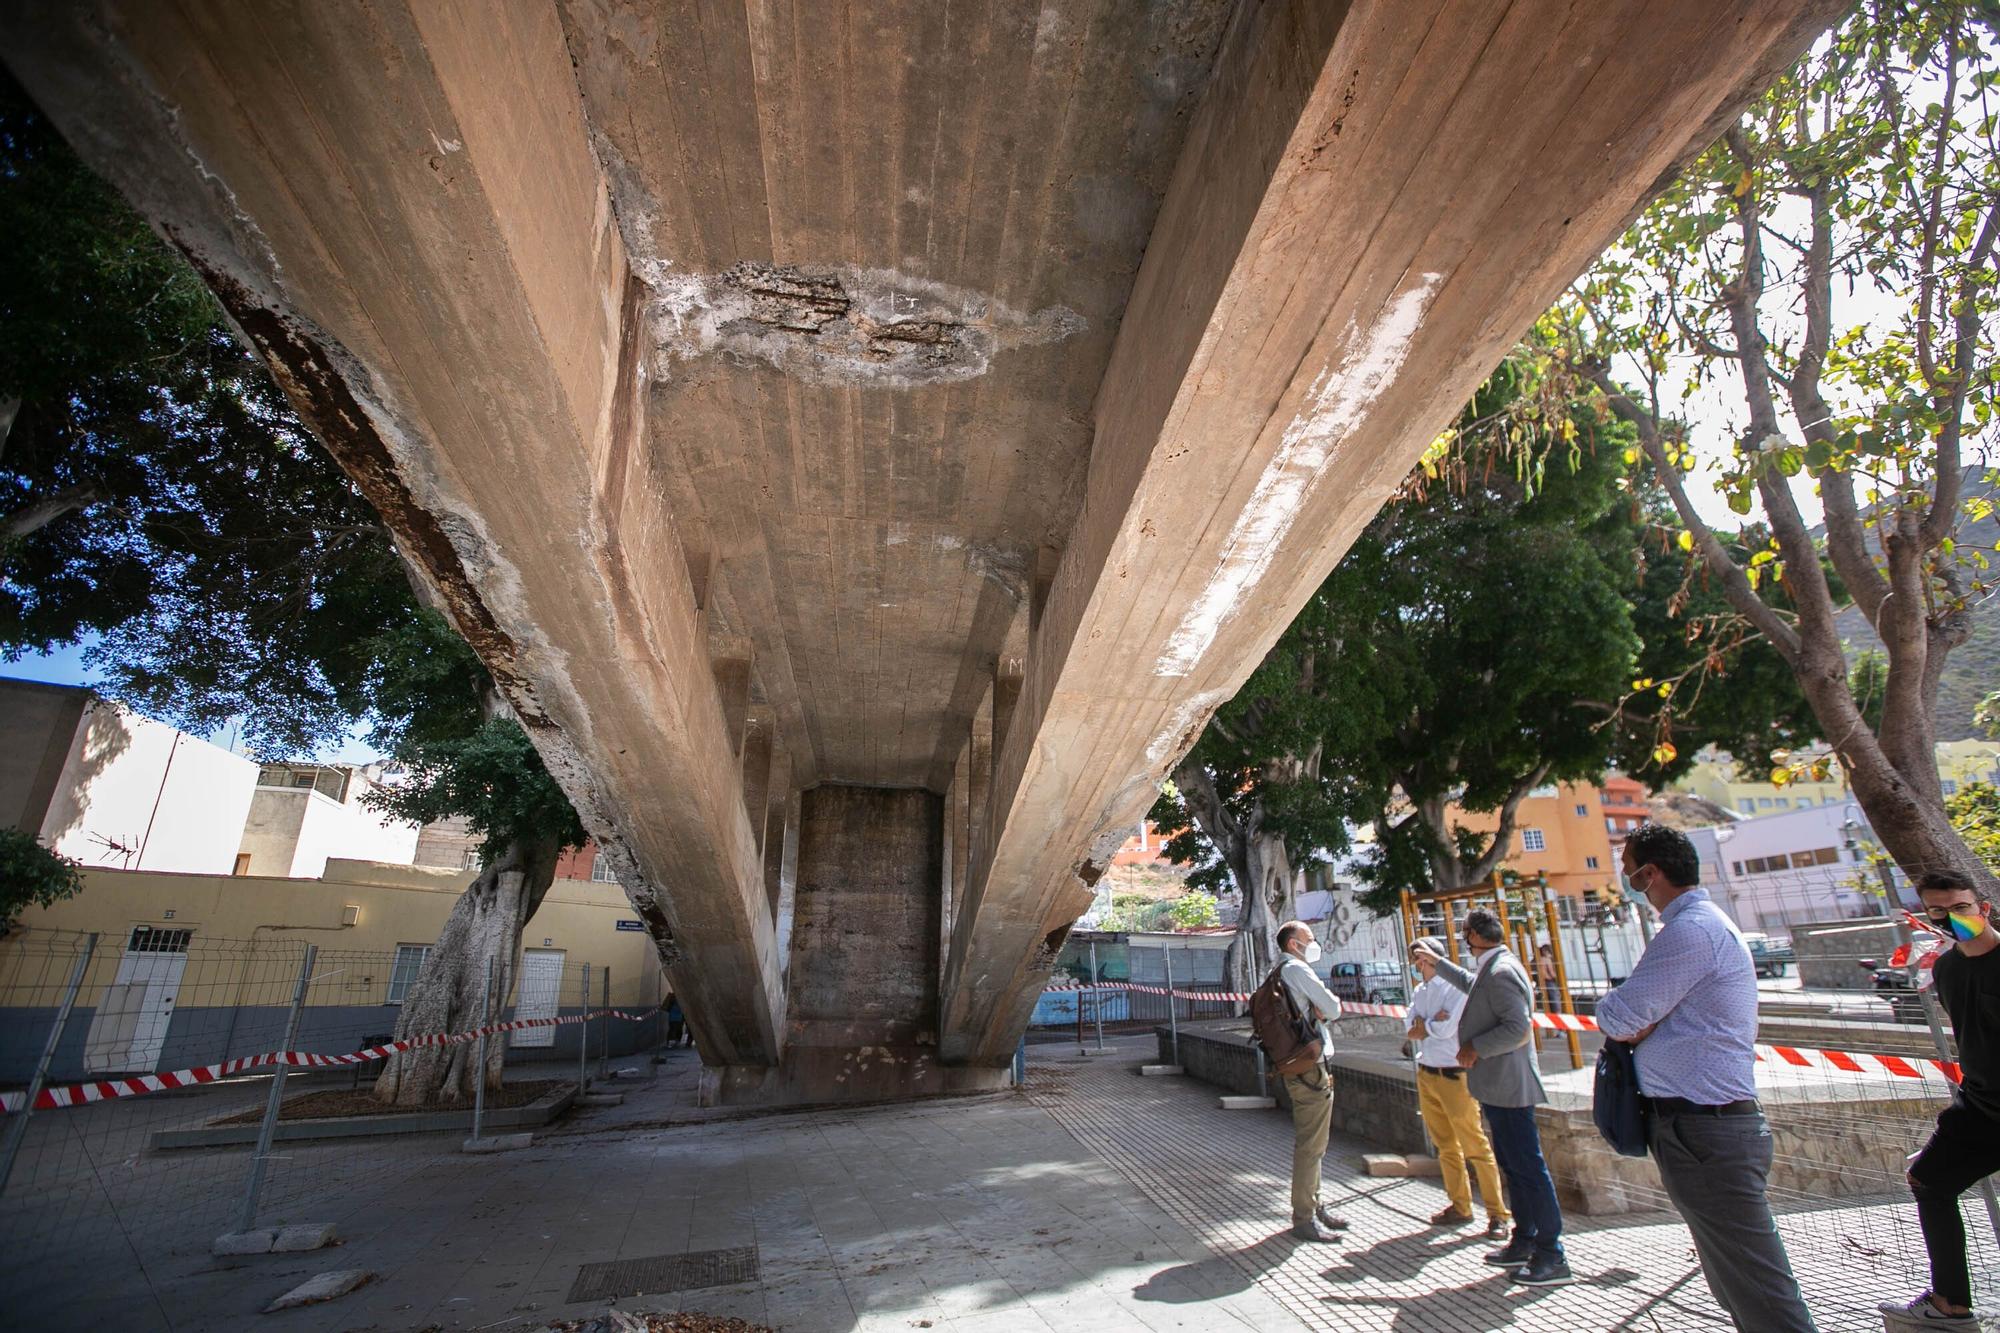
[1315,1205,1351,1231]
[1484,1217,1510,1239]
[1429,1206,1473,1227]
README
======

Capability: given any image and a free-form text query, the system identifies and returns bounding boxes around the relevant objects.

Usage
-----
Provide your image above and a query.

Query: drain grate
[566,1246,759,1303]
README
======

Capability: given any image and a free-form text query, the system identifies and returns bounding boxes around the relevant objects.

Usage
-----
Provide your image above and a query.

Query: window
[1809,847,1840,866]
[1941,779,1959,796]
[1575,804,1588,817]
[1739,799,1756,813]
[1758,797,1774,808]
[232,852,252,876]
[128,925,191,953]
[590,855,620,884]
[388,945,432,1003]
[1733,861,1744,875]
[1585,855,1600,869]
[460,848,482,870]
[1775,798,1790,808]
[1794,796,1812,807]
[1606,818,1618,832]
[1521,828,1546,852]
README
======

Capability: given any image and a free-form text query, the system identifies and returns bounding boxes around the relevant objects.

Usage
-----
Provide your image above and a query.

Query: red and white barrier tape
[1060,985,1963,1086]
[1,1005,662,1113]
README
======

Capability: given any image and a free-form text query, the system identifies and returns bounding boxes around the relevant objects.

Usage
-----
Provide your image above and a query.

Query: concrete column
[940,0,1844,1063]
[713,655,753,762]
[965,687,993,892]
[740,710,774,859]
[763,748,792,916]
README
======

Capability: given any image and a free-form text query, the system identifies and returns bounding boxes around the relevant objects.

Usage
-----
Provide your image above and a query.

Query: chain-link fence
[0,926,664,1278]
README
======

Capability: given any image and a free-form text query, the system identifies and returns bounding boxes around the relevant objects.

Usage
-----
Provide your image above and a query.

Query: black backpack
[1593,1039,1650,1157]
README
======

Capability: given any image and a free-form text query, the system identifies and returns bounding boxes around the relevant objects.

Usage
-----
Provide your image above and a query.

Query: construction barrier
[2,1004,662,1113]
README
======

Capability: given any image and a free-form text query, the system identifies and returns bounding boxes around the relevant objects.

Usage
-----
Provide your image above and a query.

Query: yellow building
[1674,751,1851,819]
[1937,738,2000,795]
[0,857,667,1082]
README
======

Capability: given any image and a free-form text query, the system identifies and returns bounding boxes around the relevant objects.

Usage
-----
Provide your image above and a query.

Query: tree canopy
[1559,0,2000,890]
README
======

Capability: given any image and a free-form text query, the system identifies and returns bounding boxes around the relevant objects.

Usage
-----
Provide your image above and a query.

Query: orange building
[1453,780,1620,902]
[1111,820,1178,868]
[1598,774,1650,852]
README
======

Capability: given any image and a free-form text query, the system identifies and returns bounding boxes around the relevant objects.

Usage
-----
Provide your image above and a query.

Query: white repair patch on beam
[1153,272,1443,678]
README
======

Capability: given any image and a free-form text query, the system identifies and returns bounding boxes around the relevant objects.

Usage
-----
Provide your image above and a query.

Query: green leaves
[0,828,85,928]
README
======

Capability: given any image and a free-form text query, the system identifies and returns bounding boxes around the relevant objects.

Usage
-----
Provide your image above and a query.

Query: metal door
[511,947,565,1048]
[83,926,191,1072]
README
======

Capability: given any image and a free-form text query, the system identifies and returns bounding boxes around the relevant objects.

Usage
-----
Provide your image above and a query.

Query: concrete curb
[213,1222,337,1256]
[153,1084,575,1150]
[462,1131,534,1153]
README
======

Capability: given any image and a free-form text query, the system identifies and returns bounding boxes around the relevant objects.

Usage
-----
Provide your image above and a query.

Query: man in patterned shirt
[1596,824,1816,1333]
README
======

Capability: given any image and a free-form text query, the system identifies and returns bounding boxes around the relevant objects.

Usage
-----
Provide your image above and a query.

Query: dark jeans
[1910,1100,2000,1310]
[1650,1108,1816,1333]
[1481,1103,1563,1258]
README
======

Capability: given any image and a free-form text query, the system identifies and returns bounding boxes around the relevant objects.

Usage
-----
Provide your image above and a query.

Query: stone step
[1218,1095,1277,1110]
[1139,1064,1185,1077]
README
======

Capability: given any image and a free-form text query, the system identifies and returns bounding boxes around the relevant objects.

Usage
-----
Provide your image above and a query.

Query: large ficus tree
[0,72,585,1104]
[1564,0,2000,894]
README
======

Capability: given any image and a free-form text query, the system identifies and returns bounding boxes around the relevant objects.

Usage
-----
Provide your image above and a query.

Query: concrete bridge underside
[8,0,1840,1103]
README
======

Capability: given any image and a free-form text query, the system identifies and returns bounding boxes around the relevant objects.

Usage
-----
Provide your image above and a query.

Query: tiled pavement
[1027,1035,2000,1333]
[3,1037,1996,1331]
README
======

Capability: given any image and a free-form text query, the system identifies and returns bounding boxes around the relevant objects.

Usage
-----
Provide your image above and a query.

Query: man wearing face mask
[1879,870,2000,1329]
[1274,920,1349,1242]
[1597,823,1816,1333]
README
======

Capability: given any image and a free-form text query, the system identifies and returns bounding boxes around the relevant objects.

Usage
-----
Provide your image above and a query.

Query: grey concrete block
[263,1269,372,1312]
[462,1131,534,1153]
[212,1229,276,1256]
[271,1222,337,1252]
[1139,1065,1184,1077]
[1361,1153,1441,1177]
[1218,1095,1276,1110]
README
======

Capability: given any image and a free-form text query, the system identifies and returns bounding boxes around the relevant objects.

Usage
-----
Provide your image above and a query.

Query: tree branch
[1583,365,1802,660]
[3,483,102,542]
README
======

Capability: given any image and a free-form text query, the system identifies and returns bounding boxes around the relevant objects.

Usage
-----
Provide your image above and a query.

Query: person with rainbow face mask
[1879,869,2000,1330]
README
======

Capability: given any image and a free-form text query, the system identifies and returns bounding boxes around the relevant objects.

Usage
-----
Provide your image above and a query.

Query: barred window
[1520,828,1546,853]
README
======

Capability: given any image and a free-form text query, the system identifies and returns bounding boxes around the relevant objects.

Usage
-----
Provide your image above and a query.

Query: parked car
[1742,932,1795,979]
[1325,959,1408,1006]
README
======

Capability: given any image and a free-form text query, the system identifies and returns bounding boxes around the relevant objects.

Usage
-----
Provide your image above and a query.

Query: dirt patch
[212,1080,568,1125]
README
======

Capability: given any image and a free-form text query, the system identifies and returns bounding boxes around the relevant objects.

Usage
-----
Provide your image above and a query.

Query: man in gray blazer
[1419,909,1571,1286]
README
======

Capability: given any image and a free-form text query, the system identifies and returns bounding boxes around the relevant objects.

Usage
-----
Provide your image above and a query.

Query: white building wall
[38,702,258,874]
[1691,803,1887,934]
[239,779,420,879]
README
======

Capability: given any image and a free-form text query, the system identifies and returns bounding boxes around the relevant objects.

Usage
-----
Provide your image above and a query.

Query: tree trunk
[371,831,563,1107]
[1229,829,1297,993]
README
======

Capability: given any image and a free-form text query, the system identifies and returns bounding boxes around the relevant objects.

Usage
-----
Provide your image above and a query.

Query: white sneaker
[1878,1293,1977,1328]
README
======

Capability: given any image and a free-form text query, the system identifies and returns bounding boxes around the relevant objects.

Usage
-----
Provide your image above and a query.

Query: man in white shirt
[1408,937,1510,1237]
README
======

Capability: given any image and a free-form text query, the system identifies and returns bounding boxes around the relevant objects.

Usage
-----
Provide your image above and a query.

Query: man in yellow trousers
[1408,936,1510,1238]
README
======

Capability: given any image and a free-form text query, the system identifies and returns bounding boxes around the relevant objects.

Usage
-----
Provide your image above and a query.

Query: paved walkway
[2,1038,1994,1331]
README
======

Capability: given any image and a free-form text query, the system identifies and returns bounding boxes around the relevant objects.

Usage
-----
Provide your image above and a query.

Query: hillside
[1825,469,1996,740]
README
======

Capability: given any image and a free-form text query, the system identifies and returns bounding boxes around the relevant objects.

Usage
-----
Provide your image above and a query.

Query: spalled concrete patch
[262,1269,371,1312]
[649,262,1084,389]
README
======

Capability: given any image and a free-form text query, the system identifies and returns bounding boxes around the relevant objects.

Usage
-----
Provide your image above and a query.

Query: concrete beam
[4,0,787,1065]
[940,0,1846,1062]
[740,709,775,859]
